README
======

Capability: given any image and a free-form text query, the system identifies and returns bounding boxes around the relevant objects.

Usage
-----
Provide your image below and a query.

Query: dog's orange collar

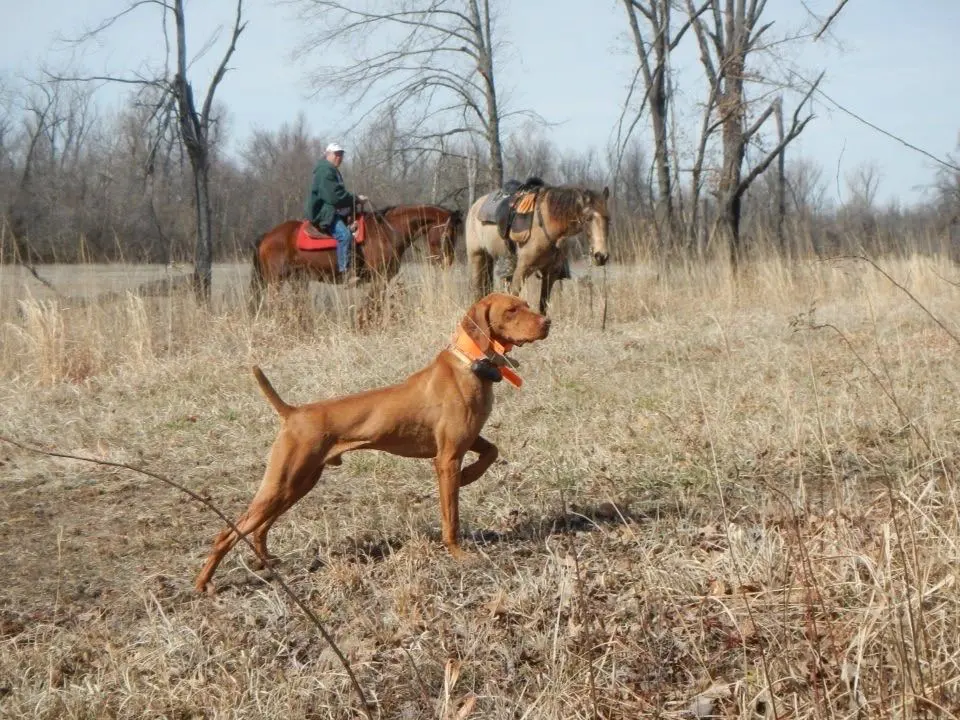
[449,325,522,388]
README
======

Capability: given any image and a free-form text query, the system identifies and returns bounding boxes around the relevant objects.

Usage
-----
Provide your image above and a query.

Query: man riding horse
[304,142,368,282]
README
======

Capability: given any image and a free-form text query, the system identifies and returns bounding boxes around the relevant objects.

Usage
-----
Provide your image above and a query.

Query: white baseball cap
[325,142,345,154]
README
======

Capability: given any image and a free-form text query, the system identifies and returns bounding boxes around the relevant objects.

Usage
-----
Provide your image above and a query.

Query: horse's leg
[358,277,388,330]
[250,246,280,316]
[265,264,290,312]
[249,250,266,316]
[493,240,517,292]
[287,269,311,329]
[538,250,569,315]
[469,250,494,300]
[537,268,555,315]
[507,251,538,301]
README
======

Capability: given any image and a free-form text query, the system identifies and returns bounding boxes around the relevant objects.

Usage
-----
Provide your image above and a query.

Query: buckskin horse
[465,185,610,314]
[249,204,461,323]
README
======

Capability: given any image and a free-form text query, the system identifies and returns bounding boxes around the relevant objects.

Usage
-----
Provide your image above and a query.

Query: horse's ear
[602,186,610,201]
[463,296,493,354]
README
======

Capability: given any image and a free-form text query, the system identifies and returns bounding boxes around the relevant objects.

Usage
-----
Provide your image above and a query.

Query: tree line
[1,0,958,293]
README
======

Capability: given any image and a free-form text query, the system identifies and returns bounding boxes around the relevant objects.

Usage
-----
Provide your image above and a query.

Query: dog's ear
[463,296,494,354]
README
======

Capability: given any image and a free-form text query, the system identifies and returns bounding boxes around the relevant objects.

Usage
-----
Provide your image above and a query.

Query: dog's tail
[252,366,294,419]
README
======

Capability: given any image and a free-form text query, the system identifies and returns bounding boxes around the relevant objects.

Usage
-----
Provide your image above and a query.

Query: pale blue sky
[3,0,959,206]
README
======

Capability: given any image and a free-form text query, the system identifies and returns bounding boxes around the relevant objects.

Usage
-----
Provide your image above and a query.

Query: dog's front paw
[253,553,280,571]
[195,579,217,596]
[446,544,470,561]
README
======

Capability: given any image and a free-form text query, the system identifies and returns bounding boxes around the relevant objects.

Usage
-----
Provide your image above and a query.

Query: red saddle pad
[296,216,367,251]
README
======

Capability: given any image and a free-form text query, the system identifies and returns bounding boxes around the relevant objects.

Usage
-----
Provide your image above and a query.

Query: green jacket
[304,158,356,229]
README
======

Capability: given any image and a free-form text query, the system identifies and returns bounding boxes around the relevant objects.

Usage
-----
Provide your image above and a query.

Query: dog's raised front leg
[460,435,498,487]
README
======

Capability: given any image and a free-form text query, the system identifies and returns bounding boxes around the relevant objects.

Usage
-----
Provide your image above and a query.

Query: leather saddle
[477,177,546,240]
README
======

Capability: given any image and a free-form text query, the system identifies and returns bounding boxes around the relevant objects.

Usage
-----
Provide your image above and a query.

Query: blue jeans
[329,216,353,273]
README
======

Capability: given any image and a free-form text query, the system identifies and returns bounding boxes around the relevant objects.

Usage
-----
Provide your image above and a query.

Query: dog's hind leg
[195,440,325,592]
[250,460,325,567]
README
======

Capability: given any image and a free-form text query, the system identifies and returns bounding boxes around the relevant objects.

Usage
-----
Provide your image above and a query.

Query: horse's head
[580,187,610,267]
[543,186,611,267]
[425,207,461,268]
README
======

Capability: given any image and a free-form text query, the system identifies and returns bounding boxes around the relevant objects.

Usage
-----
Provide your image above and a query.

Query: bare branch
[0,434,374,720]
[201,0,245,126]
[46,71,168,91]
[686,0,717,88]
[735,71,823,198]
[742,99,776,143]
[814,0,850,41]
[807,77,960,174]
[67,0,174,43]
[631,0,655,22]
[671,0,711,51]
[296,0,513,187]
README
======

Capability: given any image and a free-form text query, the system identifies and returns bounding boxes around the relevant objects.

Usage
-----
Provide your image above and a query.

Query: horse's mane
[378,204,462,226]
[543,186,606,224]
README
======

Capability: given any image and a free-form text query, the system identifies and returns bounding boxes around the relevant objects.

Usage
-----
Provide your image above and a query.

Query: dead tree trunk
[473,0,504,188]
[620,0,707,253]
[172,0,243,301]
[64,0,245,302]
[687,0,828,272]
[774,98,787,255]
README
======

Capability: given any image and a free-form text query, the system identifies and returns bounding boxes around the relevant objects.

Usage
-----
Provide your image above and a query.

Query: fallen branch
[0,434,374,719]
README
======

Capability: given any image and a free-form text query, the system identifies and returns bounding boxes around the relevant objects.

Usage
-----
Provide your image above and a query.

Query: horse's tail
[248,234,266,313]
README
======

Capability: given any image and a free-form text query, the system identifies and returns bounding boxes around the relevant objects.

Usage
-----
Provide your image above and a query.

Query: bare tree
[241,114,324,222]
[685,0,838,270]
[934,139,960,257]
[62,0,246,300]
[846,161,882,209]
[5,77,92,258]
[612,139,654,218]
[504,125,555,182]
[297,0,531,191]
[934,136,960,226]
[618,0,706,243]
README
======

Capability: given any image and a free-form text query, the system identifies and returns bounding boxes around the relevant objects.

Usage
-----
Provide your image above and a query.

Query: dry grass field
[2,254,960,718]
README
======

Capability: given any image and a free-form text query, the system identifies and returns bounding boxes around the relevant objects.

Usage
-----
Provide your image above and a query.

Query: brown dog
[195,292,551,592]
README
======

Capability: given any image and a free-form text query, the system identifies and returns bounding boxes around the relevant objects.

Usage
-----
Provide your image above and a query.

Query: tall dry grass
[2,252,960,718]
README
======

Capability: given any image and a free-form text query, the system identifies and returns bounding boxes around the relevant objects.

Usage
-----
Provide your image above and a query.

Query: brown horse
[249,204,461,321]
